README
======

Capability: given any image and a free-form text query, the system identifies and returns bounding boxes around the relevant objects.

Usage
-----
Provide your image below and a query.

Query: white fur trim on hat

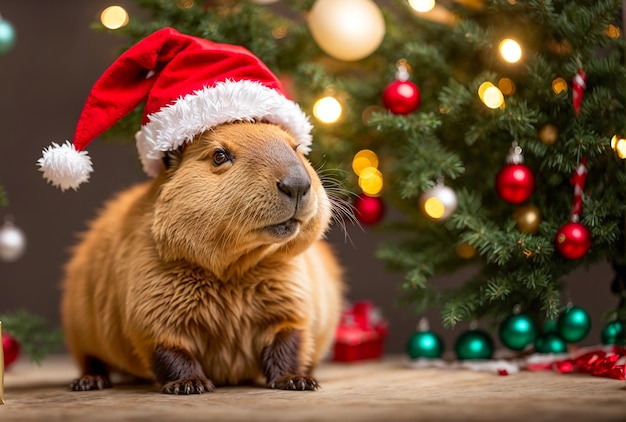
[37,141,93,191]
[136,79,313,177]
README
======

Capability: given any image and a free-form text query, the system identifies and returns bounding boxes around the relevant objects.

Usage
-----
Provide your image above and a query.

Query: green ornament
[601,320,626,345]
[498,313,537,351]
[557,306,591,343]
[407,330,444,359]
[542,319,558,334]
[534,333,567,354]
[454,329,494,360]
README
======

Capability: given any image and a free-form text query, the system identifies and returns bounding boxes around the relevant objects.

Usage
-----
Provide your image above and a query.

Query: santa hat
[37,27,312,191]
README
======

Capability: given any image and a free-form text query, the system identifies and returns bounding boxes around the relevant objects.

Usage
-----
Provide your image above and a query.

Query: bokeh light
[352,149,379,176]
[606,24,620,38]
[100,6,129,30]
[423,197,445,219]
[313,96,342,123]
[498,78,516,96]
[478,82,505,109]
[611,134,626,159]
[499,39,522,63]
[358,167,384,196]
[408,0,436,13]
[552,77,568,94]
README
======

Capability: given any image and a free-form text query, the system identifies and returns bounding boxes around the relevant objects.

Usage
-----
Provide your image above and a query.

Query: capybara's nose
[277,166,311,210]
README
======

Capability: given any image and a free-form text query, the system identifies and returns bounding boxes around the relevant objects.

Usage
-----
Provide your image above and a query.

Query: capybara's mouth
[264,218,300,238]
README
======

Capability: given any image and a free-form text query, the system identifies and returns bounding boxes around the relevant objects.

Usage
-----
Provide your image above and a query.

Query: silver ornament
[0,218,26,262]
[419,182,458,221]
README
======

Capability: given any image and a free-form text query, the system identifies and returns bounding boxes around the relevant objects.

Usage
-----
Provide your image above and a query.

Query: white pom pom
[37,141,93,191]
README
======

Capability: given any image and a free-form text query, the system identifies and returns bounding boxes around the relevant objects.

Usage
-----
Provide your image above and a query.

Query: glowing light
[313,96,342,123]
[408,0,436,13]
[552,77,568,94]
[478,82,505,109]
[100,6,129,30]
[499,39,522,63]
[352,149,379,175]
[498,78,515,96]
[423,197,445,219]
[611,134,626,159]
[358,167,384,196]
[606,24,620,38]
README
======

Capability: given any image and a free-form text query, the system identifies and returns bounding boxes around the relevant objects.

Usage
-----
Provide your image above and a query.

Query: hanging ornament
[601,320,625,345]
[498,307,537,351]
[538,124,559,145]
[454,328,494,360]
[557,305,591,343]
[513,205,541,234]
[2,331,20,369]
[419,178,458,221]
[406,318,444,359]
[354,193,385,225]
[555,158,591,260]
[0,16,16,55]
[533,332,567,354]
[571,67,587,116]
[0,217,26,262]
[555,222,591,260]
[495,143,535,204]
[382,59,421,115]
[541,319,559,334]
[308,0,385,62]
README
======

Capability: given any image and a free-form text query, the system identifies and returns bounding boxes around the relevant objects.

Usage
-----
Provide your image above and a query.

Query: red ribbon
[527,346,626,380]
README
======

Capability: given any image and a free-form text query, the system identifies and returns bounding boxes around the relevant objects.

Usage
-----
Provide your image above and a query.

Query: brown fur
[61,122,344,393]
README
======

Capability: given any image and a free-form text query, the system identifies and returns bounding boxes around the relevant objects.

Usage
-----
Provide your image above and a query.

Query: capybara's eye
[212,149,230,166]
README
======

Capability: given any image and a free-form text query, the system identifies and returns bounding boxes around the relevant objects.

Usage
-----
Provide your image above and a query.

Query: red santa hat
[37,27,312,191]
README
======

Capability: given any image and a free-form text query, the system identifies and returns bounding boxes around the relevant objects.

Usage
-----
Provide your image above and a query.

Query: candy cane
[572,68,587,116]
[570,157,587,221]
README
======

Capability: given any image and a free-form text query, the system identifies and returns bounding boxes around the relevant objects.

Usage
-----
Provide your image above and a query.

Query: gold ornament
[513,205,541,234]
[538,124,558,145]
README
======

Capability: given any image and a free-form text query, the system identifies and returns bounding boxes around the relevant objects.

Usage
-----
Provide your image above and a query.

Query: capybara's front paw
[69,375,112,391]
[270,375,319,391]
[161,378,215,395]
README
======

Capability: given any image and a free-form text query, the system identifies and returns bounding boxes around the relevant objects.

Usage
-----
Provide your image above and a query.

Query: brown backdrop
[0,0,617,354]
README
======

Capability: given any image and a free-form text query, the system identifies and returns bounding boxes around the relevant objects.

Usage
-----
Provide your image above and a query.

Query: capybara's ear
[163,145,185,173]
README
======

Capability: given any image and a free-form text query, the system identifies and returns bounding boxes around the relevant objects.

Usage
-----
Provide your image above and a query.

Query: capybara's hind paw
[69,375,112,391]
[161,378,215,395]
[270,375,319,391]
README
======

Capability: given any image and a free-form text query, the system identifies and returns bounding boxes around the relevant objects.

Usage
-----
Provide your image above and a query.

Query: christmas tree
[102,0,626,352]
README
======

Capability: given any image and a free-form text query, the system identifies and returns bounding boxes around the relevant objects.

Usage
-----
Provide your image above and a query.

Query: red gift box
[332,301,388,362]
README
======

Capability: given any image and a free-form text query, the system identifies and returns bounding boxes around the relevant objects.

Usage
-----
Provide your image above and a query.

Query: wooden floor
[1,355,625,421]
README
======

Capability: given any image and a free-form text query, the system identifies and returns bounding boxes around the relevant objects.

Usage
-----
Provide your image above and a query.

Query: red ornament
[382,80,421,115]
[354,194,385,225]
[2,332,20,369]
[555,222,591,259]
[495,163,535,204]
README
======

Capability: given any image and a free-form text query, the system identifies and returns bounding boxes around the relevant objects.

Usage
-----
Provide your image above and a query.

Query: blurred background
[0,0,617,354]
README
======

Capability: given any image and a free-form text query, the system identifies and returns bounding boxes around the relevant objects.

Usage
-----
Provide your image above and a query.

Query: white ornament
[419,181,458,221]
[0,219,26,262]
[308,0,386,62]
